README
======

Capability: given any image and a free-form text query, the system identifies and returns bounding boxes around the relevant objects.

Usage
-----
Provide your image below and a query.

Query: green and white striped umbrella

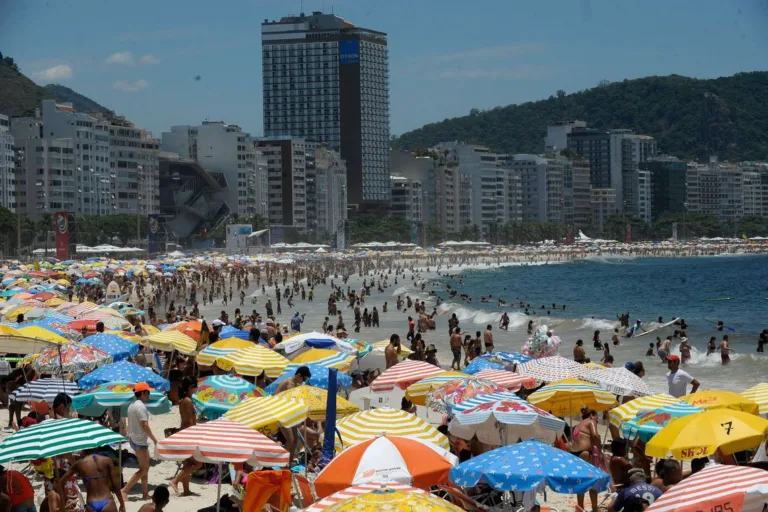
[0,418,125,463]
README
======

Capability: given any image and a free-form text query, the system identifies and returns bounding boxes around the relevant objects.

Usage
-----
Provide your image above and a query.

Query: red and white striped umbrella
[65,302,99,317]
[304,482,425,511]
[370,360,444,393]
[473,370,538,391]
[647,464,768,512]
[157,418,289,466]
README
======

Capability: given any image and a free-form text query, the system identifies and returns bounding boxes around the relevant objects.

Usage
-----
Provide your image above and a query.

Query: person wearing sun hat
[122,382,158,501]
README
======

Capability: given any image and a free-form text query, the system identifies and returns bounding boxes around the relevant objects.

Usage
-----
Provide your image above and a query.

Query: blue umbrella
[84,333,139,361]
[78,361,169,392]
[464,358,504,375]
[220,325,250,340]
[265,363,352,394]
[479,351,532,367]
[450,440,610,494]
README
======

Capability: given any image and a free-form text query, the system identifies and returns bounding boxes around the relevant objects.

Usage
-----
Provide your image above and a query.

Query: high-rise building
[567,127,610,189]
[426,162,472,234]
[390,175,423,223]
[686,157,744,223]
[508,154,565,225]
[545,120,586,153]
[314,145,348,241]
[742,170,763,218]
[591,188,617,234]
[619,134,657,220]
[0,114,15,211]
[107,115,160,217]
[563,158,592,232]
[255,137,311,232]
[641,156,687,221]
[261,12,390,210]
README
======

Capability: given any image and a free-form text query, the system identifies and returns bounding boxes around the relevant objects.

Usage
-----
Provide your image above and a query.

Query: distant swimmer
[719,335,732,364]
[617,312,630,328]
[645,343,655,357]
[706,336,717,356]
[716,321,724,331]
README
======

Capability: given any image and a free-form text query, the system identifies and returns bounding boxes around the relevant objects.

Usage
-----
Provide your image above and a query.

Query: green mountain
[392,72,768,161]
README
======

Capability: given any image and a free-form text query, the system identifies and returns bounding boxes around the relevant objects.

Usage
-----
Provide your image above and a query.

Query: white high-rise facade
[0,114,15,211]
[510,154,565,225]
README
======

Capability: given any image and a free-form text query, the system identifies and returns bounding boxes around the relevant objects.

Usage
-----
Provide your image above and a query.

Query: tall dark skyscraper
[261,12,390,211]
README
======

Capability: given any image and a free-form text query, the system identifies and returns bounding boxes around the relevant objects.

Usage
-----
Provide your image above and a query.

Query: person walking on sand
[449,327,462,371]
[122,383,158,501]
[169,378,202,496]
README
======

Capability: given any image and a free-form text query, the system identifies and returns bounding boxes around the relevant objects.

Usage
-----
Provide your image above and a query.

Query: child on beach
[645,343,655,357]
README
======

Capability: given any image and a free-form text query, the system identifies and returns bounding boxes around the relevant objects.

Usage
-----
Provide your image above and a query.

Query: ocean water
[424,255,768,393]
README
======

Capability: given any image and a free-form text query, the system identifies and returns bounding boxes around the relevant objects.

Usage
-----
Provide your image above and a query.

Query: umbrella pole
[215,462,222,512]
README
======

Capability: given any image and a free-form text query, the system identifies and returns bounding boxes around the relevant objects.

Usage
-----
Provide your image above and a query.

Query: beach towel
[242,470,292,512]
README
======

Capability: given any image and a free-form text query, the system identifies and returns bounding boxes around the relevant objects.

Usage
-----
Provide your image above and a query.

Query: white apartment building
[162,122,256,216]
[563,158,592,231]
[620,134,657,221]
[427,163,472,234]
[591,188,617,234]
[509,154,565,225]
[686,157,744,223]
[545,120,586,153]
[0,114,15,211]
[315,145,348,239]
[13,137,77,215]
[255,137,309,232]
[742,170,763,217]
[106,116,160,215]
[390,175,423,223]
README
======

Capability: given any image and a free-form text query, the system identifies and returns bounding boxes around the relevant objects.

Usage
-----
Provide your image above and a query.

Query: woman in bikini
[570,408,602,512]
[169,377,202,496]
[56,450,124,512]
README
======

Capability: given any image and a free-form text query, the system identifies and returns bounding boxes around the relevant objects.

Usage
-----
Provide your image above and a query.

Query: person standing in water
[719,335,732,364]
[706,336,717,356]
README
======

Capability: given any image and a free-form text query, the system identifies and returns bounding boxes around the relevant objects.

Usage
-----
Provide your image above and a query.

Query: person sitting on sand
[137,486,169,512]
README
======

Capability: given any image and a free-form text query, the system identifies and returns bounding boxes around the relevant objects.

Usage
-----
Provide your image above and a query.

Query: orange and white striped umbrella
[473,370,538,391]
[157,418,289,466]
[647,463,768,512]
[370,360,444,393]
[305,482,426,511]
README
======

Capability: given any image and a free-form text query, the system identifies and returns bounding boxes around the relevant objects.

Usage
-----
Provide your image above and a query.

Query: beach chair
[435,483,490,511]
[292,473,316,508]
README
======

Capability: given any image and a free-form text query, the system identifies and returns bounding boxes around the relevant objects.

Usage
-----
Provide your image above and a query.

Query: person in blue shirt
[290,312,304,332]
[609,468,662,512]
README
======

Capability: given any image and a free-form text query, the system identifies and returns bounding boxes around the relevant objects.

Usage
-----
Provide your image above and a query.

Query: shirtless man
[573,339,587,364]
[275,366,311,462]
[657,336,671,363]
[449,328,462,370]
[719,335,732,365]
[483,325,494,353]
[384,334,401,369]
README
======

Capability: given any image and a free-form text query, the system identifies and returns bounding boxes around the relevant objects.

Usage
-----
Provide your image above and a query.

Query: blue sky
[2,0,766,139]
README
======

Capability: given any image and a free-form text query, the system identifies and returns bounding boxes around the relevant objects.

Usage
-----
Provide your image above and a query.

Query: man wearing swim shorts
[122,383,158,501]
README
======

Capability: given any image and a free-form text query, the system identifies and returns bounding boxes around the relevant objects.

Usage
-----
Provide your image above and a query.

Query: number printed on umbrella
[698,503,735,512]
[721,421,733,434]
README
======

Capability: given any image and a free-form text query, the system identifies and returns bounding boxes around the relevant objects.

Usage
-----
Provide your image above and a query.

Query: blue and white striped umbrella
[73,381,171,416]
[220,325,250,340]
[479,351,532,367]
[464,358,504,375]
[84,333,139,361]
[78,361,170,392]
[621,402,703,442]
[285,350,356,372]
[451,392,525,414]
[9,378,80,404]
[265,363,353,394]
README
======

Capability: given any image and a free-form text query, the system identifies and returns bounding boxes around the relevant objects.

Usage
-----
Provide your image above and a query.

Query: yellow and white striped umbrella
[275,385,359,421]
[405,371,470,406]
[143,331,197,355]
[742,383,768,416]
[608,393,682,427]
[225,396,309,436]
[218,345,289,377]
[196,339,253,367]
[334,407,449,453]
[526,378,617,417]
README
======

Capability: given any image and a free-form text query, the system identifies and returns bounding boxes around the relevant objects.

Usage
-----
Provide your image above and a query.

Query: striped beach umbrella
[0,418,125,463]
[144,331,197,355]
[347,339,373,359]
[742,383,768,416]
[517,356,587,383]
[192,375,267,419]
[225,396,309,436]
[405,372,470,405]
[219,325,250,341]
[369,340,412,357]
[621,402,703,442]
[286,348,356,372]
[334,407,449,453]
[217,345,289,377]
[305,482,427,512]
[157,418,289,466]
[72,381,172,416]
[275,385,359,421]
[196,339,253,366]
[451,391,524,414]
[426,378,507,414]
[473,369,537,391]
[583,366,657,397]
[265,363,353,394]
[608,394,684,428]
[370,360,444,393]
[527,378,617,417]
[9,378,80,404]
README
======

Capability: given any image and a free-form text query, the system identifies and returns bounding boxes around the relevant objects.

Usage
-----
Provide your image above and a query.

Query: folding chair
[292,473,317,508]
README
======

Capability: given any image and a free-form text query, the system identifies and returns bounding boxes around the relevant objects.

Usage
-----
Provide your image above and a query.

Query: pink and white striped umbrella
[157,418,289,466]
[370,360,444,393]
[304,482,425,511]
[65,302,99,318]
[473,369,538,391]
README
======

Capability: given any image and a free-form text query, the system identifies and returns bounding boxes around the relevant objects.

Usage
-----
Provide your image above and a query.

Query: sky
[2,0,767,139]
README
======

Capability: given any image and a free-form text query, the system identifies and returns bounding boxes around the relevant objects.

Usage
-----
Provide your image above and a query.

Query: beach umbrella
[286,348,356,372]
[275,332,358,355]
[225,396,309,436]
[78,361,170,392]
[313,435,458,499]
[473,369,538,391]
[71,316,129,331]
[196,338,252,366]
[304,482,430,512]
[334,407,449,453]
[31,317,79,338]
[15,325,69,344]
[404,371,470,405]
[32,342,112,375]
[9,378,80,404]
[265,363,353,393]
[218,325,249,340]
[526,378,617,417]
[742,383,768,416]
[368,339,411,357]
[166,320,203,342]
[347,339,373,359]
[274,385,359,421]
[426,378,507,414]
[517,356,587,382]
[608,393,682,429]
[143,331,197,355]
[192,375,267,419]
[309,486,461,511]
[370,360,444,393]
[621,402,703,442]
[72,381,171,416]
[83,333,139,361]
[217,345,289,377]
[646,464,768,512]
[646,409,768,459]
[450,440,610,495]
[450,391,523,413]
[682,390,761,415]
[62,302,99,317]
[479,351,532,367]
[463,358,504,374]
[0,418,125,463]
[582,366,657,397]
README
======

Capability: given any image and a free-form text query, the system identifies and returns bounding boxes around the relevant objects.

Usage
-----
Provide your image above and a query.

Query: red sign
[625,224,632,244]
[55,211,69,260]
[566,223,574,245]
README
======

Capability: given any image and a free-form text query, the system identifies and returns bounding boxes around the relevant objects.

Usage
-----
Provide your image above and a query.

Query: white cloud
[31,64,73,82]
[113,79,149,92]
[139,54,160,65]
[106,52,134,65]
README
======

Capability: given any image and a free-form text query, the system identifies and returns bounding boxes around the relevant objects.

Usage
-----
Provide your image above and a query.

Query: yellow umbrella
[225,396,309,436]
[16,325,69,344]
[742,383,768,416]
[682,390,760,415]
[56,279,70,286]
[196,339,253,366]
[370,340,412,357]
[526,378,617,417]
[275,385,359,421]
[405,371,471,406]
[43,297,66,307]
[143,331,197,355]
[334,407,449,452]
[322,487,462,511]
[292,348,355,372]
[18,353,40,367]
[217,345,289,377]
[584,362,606,369]
[608,393,681,428]
[646,409,768,459]
[141,325,161,335]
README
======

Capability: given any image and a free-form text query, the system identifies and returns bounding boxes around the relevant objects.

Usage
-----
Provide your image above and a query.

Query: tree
[424,223,446,246]
[38,213,53,256]
[556,89,566,99]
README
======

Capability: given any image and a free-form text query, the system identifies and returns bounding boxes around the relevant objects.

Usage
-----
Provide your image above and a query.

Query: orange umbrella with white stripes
[473,369,537,391]
[370,360,444,393]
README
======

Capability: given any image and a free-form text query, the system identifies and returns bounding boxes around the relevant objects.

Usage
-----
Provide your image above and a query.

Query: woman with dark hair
[570,408,601,512]
[169,377,201,496]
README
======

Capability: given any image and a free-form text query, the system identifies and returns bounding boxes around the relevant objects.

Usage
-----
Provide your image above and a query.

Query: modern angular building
[261,12,390,211]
